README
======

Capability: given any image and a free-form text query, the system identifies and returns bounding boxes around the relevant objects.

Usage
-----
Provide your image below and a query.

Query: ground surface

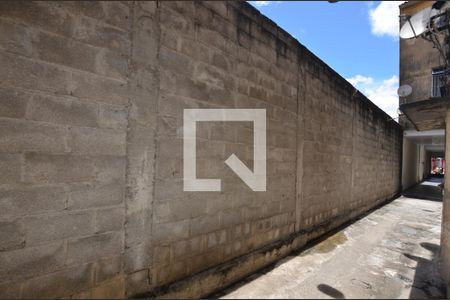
[403,176,443,202]
[216,195,445,299]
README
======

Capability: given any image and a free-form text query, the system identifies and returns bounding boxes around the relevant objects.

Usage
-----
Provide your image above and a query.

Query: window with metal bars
[431,66,450,97]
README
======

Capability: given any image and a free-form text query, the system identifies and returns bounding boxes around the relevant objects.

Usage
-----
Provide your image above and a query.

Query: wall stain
[299,232,348,256]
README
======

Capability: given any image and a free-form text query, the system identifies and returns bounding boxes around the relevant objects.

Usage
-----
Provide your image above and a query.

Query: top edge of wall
[233,1,401,128]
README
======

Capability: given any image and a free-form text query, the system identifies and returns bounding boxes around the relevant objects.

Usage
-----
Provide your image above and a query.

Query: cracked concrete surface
[216,197,445,299]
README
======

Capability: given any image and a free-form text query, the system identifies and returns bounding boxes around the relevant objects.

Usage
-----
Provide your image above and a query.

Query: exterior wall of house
[0,1,402,298]
[399,1,439,108]
[399,2,450,294]
[444,111,450,297]
[402,138,419,190]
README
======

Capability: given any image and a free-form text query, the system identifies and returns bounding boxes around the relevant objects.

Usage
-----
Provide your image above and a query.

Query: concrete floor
[215,197,445,299]
[403,177,443,202]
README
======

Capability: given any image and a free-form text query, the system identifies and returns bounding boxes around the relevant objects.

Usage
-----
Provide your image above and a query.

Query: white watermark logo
[183,109,266,192]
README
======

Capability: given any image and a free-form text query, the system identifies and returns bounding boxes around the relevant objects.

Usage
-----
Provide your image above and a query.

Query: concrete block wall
[0,1,131,298]
[150,2,299,291]
[299,51,401,239]
[0,1,403,298]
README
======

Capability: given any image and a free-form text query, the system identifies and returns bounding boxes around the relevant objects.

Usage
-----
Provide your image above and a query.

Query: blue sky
[249,1,403,118]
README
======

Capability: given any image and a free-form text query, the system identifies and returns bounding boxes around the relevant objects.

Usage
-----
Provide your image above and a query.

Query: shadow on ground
[403,176,443,202]
[317,284,345,299]
[406,242,446,299]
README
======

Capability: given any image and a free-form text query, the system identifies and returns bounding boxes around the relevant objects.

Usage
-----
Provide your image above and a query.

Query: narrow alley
[216,196,445,299]
[2,2,450,298]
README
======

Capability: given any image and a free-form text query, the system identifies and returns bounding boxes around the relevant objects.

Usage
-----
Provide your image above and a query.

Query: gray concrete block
[171,235,204,260]
[23,211,95,245]
[125,269,151,297]
[95,256,123,284]
[0,1,74,37]
[159,46,194,77]
[27,94,99,127]
[93,155,126,183]
[152,245,170,267]
[66,232,123,265]
[160,27,178,51]
[124,209,152,248]
[165,74,209,103]
[68,126,126,156]
[24,153,96,183]
[0,49,72,96]
[202,1,228,20]
[152,260,188,286]
[220,209,244,228]
[95,48,129,80]
[153,179,183,202]
[152,220,190,244]
[155,157,182,180]
[0,185,67,221]
[0,220,25,252]
[31,29,100,75]
[180,37,210,64]
[0,280,22,298]
[160,7,194,36]
[210,123,236,143]
[0,153,21,184]
[0,241,65,280]
[72,15,130,54]
[0,118,67,153]
[21,262,95,298]
[0,87,30,119]
[157,115,183,138]
[161,1,195,15]
[158,138,183,159]
[95,206,125,233]
[91,274,125,298]
[61,1,130,30]
[208,86,234,106]
[190,215,221,236]
[193,62,231,90]
[129,73,159,125]
[131,16,158,65]
[98,104,128,130]
[153,198,207,224]
[135,1,156,16]
[123,242,152,274]
[103,1,131,29]
[211,52,230,72]
[0,18,32,56]
[70,71,128,106]
[68,182,123,210]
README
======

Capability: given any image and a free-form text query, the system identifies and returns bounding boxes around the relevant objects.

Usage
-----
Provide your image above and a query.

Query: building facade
[399,1,450,295]
[399,1,446,190]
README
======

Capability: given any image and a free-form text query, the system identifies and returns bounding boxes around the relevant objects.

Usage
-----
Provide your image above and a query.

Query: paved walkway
[216,197,445,299]
[403,177,443,202]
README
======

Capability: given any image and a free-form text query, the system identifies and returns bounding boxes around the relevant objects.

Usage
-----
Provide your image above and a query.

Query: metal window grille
[432,67,450,97]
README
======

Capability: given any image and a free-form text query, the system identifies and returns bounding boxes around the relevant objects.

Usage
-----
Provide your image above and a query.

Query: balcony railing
[432,67,450,97]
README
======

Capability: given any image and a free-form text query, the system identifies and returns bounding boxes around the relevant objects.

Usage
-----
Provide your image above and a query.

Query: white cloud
[253,1,270,6]
[346,74,374,86]
[250,1,280,7]
[346,75,399,119]
[369,1,404,38]
[365,1,376,8]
